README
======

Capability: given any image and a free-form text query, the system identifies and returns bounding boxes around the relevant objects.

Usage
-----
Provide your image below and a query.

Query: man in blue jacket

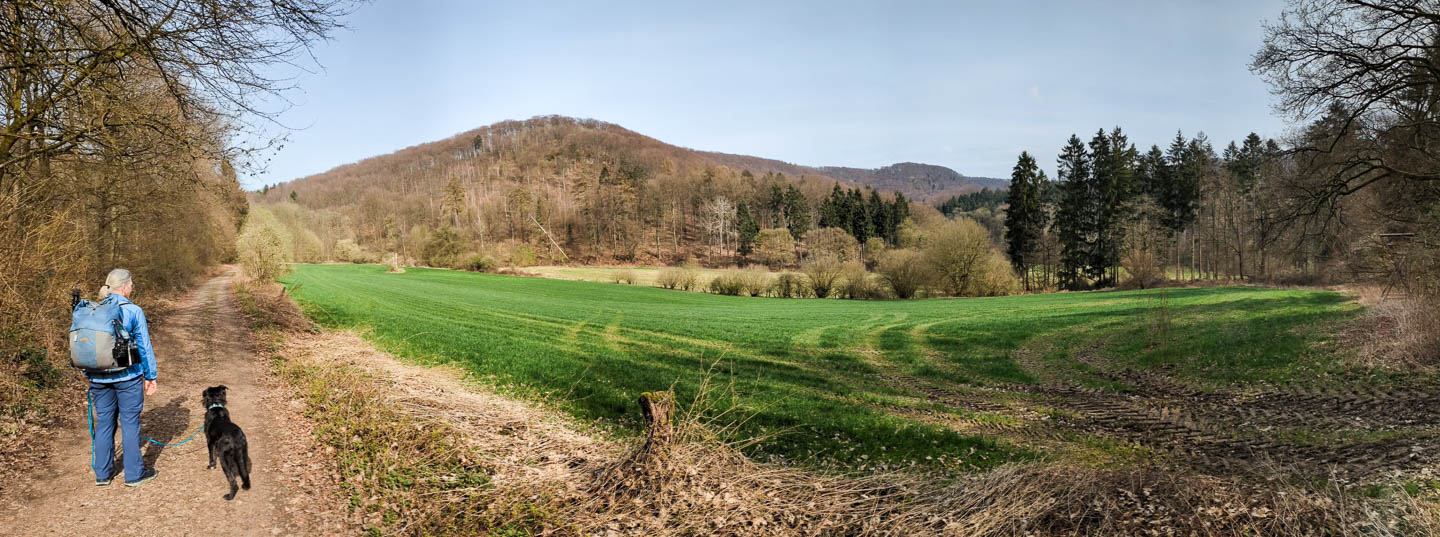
[87,268,159,487]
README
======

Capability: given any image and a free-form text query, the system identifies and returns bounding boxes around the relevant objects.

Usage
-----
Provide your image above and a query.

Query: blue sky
[242,0,1290,189]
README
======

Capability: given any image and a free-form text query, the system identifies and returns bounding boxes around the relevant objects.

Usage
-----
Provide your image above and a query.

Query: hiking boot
[96,473,115,486]
[124,468,158,487]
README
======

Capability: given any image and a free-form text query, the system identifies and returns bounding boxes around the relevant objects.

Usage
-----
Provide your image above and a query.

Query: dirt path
[0,268,347,536]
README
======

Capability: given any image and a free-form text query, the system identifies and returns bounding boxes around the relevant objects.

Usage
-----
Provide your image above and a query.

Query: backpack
[69,296,137,373]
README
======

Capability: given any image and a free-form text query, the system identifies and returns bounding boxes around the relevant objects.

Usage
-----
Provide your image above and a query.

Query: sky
[241,0,1292,189]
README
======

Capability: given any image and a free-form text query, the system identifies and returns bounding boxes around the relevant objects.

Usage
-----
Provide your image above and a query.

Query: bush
[510,244,537,267]
[657,263,700,291]
[332,238,365,263]
[237,222,289,282]
[656,268,684,289]
[801,255,844,298]
[736,266,772,297]
[422,227,462,268]
[459,253,498,273]
[839,260,884,299]
[770,273,811,298]
[611,269,638,284]
[678,260,701,291]
[878,249,930,299]
[707,271,745,296]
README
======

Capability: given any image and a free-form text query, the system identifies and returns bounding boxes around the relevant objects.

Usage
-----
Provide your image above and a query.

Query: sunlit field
[283,263,1367,473]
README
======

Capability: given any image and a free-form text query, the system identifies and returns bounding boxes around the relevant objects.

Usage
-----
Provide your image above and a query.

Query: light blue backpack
[69,296,136,372]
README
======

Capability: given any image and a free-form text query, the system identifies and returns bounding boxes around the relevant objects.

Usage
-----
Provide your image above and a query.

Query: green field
[281,264,1365,473]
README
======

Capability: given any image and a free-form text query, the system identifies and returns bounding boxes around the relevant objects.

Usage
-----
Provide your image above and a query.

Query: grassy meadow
[281,263,1364,473]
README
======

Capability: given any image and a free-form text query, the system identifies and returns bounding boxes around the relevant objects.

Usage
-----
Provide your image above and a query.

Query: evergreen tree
[847,188,870,243]
[819,184,846,229]
[736,201,760,256]
[784,184,811,238]
[889,192,910,244]
[1054,134,1093,289]
[867,189,889,244]
[1005,151,1047,290]
[769,183,787,228]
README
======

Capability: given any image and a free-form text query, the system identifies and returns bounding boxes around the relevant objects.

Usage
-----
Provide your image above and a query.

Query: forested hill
[247,115,990,265]
[819,162,1006,199]
[699,155,1004,200]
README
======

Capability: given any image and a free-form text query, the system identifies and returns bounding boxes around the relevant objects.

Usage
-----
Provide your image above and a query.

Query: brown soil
[0,268,351,536]
[894,343,1439,482]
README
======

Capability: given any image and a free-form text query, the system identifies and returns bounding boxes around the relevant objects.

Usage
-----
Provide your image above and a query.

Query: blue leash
[86,390,205,449]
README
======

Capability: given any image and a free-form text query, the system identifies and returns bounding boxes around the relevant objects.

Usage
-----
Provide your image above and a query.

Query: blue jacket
[85,294,158,383]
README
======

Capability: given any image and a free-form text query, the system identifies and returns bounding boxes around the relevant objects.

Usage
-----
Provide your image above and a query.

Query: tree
[924,218,1016,296]
[784,185,812,238]
[700,196,736,256]
[1005,152,1048,290]
[736,201,760,257]
[1252,0,1440,295]
[753,228,796,269]
[803,227,860,262]
[801,254,845,298]
[441,178,467,228]
[878,249,930,299]
[1054,134,1094,289]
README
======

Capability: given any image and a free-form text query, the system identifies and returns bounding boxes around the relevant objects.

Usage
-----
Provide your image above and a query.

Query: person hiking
[86,268,160,487]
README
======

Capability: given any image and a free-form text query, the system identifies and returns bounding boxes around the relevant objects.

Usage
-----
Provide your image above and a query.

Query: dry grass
[237,276,1440,536]
[1338,285,1440,369]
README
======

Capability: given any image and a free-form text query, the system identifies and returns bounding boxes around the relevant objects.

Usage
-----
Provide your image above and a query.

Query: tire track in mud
[876,334,1438,482]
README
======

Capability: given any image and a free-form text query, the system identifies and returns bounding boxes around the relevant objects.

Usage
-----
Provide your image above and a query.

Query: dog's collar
[208,403,226,410]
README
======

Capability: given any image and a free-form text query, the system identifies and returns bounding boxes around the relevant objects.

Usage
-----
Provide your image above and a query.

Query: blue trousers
[89,377,145,482]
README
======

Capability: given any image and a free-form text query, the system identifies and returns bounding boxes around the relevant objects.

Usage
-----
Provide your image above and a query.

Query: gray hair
[98,268,133,299]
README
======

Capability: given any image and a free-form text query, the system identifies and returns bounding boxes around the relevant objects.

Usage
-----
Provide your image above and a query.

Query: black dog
[202,385,252,500]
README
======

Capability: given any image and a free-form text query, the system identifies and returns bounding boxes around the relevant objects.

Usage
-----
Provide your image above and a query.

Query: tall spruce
[1055,134,1094,289]
[784,184,811,238]
[736,201,759,256]
[1005,152,1047,290]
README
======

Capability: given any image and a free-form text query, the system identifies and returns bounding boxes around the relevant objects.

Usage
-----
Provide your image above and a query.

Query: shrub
[678,260,701,291]
[770,273,811,298]
[754,228,796,269]
[237,222,289,282]
[839,260,883,299]
[422,227,462,268]
[459,253,498,273]
[707,271,744,296]
[801,255,844,298]
[878,249,930,299]
[332,238,365,263]
[656,268,684,289]
[510,244,537,267]
[611,269,638,284]
[736,266,772,297]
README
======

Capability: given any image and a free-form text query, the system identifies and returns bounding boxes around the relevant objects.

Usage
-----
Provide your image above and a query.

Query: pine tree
[888,192,909,244]
[867,189,889,244]
[1005,151,1046,290]
[736,201,759,256]
[784,184,811,238]
[1054,134,1093,289]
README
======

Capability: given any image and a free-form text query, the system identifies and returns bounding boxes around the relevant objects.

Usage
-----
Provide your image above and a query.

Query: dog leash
[86,390,206,448]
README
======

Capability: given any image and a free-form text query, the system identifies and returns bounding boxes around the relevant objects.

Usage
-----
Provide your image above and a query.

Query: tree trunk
[638,391,674,459]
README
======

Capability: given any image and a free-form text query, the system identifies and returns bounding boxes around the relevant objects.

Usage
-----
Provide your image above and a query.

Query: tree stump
[638,391,674,458]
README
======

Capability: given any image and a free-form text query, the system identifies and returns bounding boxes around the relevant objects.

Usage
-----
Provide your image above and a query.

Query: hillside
[820,162,1006,199]
[248,115,994,266]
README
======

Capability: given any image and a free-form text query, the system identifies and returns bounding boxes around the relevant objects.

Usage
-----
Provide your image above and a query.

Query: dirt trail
[0,268,346,536]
